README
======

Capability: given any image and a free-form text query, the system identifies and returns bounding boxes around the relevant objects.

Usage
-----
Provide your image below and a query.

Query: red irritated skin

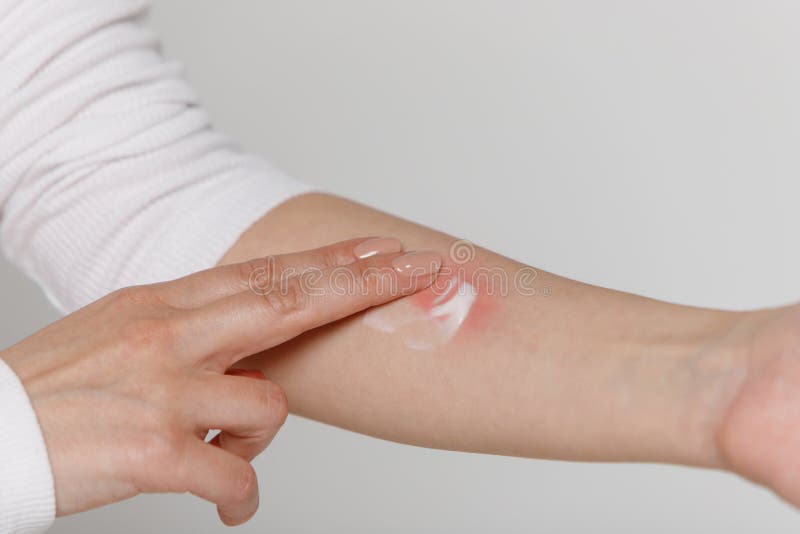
[362,256,501,350]
[413,263,499,327]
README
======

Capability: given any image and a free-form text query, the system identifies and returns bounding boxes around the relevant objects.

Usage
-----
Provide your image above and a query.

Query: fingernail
[392,251,442,277]
[353,237,403,259]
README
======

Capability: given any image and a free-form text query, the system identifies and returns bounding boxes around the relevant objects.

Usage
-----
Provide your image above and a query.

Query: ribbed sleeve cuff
[110,160,319,294]
[0,359,55,534]
[142,161,317,285]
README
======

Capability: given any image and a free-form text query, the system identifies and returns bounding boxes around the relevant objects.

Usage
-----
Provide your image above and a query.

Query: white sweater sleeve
[0,0,315,313]
[0,359,55,534]
[0,0,315,529]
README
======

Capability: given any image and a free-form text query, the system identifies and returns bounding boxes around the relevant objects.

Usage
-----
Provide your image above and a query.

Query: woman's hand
[0,237,440,525]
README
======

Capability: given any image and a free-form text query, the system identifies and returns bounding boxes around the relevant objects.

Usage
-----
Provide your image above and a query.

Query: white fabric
[0,1,313,530]
[0,0,313,313]
[0,359,55,534]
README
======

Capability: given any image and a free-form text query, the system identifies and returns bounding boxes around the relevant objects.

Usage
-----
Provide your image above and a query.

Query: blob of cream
[362,276,477,350]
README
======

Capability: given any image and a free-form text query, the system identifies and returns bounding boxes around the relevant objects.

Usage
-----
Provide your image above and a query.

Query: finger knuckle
[241,256,287,295]
[136,375,176,405]
[107,285,162,307]
[132,424,183,474]
[261,276,307,315]
[120,317,178,352]
[265,383,289,427]
[232,465,258,503]
[243,381,288,432]
[249,387,273,420]
[318,245,352,269]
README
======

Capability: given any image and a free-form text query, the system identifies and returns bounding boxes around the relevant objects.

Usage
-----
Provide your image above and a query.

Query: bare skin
[1,238,439,524]
[222,192,800,507]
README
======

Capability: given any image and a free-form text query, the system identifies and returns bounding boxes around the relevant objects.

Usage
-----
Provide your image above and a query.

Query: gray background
[3,0,800,531]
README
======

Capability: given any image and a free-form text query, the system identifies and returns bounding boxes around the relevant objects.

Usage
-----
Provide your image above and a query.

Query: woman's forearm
[223,193,755,469]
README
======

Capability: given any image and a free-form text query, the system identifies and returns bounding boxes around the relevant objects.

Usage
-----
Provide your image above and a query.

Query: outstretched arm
[223,191,792,505]
[223,193,735,467]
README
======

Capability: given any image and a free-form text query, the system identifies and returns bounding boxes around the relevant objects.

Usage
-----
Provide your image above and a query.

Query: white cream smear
[362,276,477,350]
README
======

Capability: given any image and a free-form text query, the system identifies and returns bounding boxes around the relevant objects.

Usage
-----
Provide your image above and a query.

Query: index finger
[155,237,404,308]
[187,250,442,369]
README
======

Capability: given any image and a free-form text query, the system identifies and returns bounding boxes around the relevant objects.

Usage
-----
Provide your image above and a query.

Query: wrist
[709,304,800,506]
[689,306,793,474]
[594,302,751,469]
[673,309,758,470]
